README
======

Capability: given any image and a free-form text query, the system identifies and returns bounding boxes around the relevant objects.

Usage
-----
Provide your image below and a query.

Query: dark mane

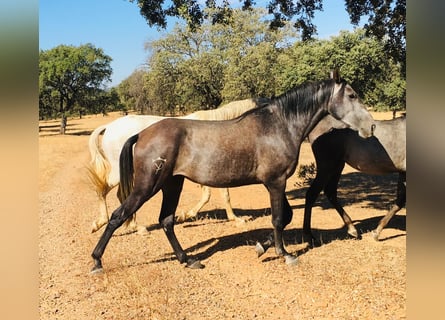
[274,79,339,118]
[233,79,340,122]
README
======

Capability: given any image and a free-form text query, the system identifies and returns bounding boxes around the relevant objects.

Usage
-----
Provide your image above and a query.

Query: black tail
[117,134,139,202]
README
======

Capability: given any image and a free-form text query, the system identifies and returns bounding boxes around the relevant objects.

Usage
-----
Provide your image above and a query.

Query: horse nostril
[371,124,376,135]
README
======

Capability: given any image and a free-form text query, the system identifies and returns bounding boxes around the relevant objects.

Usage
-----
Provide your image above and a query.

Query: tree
[220,8,295,101]
[117,69,152,114]
[144,7,296,112]
[129,0,405,73]
[276,29,405,110]
[39,43,112,134]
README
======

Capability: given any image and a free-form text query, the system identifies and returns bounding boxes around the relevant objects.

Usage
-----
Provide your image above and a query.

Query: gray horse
[303,114,406,242]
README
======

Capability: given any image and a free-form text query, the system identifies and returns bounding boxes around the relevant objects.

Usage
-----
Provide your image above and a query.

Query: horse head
[327,70,375,138]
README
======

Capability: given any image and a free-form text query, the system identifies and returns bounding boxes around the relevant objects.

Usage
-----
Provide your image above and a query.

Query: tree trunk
[59,114,67,134]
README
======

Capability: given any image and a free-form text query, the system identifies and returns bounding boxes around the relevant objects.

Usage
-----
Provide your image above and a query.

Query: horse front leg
[260,187,297,265]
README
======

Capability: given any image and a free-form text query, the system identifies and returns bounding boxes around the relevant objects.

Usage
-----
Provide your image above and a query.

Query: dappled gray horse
[91,73,375,273]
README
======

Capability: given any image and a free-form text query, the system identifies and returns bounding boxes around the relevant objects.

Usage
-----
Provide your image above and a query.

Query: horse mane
[273,79,338,119]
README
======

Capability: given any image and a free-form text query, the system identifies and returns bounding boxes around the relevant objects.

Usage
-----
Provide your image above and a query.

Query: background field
[39,111,406,319]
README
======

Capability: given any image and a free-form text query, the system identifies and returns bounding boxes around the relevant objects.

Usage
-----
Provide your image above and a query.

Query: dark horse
[303,114,406,243]
[91,73,376,273]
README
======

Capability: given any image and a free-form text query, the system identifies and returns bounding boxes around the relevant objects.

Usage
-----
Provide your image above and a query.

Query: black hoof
[255,242,266,257]
[284,255,298,266]
[186,259,205,269]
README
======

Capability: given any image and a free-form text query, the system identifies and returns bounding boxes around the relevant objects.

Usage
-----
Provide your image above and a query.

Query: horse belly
[346,148,398,174]
[174,152,259,188]
[173,136,260,188]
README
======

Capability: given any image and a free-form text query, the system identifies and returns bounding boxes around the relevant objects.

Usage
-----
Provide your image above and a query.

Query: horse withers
[303,114,406,243]
[91,72,376,273]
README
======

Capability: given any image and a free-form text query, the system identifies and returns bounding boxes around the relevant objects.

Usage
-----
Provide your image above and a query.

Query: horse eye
[349,93,357,99]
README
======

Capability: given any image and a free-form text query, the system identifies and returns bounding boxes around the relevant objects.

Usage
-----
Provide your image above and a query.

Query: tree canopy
[39,43,113,132]
[139,8,404,114]
[129,0,405,73]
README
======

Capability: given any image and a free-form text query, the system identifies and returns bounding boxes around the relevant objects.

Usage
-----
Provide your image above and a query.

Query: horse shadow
[141,171,405,265]
[148,212,405,265]
[182,207,272,223]
[286,171,401,211]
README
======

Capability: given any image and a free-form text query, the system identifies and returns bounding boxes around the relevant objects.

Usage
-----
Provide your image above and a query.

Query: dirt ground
[39,111,406,320]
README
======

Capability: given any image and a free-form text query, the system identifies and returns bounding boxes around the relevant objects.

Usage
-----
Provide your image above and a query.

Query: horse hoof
[371,230,380,241]
[91,223,99,233]
[186,259,205,269]
[347,228,359,239]
[284,255,298,266]
[90,266,104,275]
[255,242,265,257]
[136,226,149,235]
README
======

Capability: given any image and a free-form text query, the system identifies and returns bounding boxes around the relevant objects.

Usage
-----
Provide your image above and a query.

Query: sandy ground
[39,111,406,319]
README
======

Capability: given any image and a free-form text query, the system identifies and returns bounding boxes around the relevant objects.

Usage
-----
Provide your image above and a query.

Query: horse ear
[330,68,341,83]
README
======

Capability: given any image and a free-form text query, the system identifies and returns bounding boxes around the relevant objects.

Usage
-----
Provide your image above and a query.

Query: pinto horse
[303,114,406,242]
[90,73,375,273]
[87,98,269,233]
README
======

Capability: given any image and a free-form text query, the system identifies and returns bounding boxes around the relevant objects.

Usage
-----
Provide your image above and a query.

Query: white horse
[87,98,269,233]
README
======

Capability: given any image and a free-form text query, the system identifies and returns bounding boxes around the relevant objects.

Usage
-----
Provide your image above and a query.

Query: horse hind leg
[118,180,151,235]
[91,185,112,233]
[177,184,211,222]
[219,188,246,224]
[160,176,204,269]
[303,173,326,245]
[91,189,152,273]
[372,172,406,241]
[324,170,359,239]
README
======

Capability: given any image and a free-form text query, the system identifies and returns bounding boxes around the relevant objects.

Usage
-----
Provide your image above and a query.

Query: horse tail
[86,124,111,197]
[117,134,139,202]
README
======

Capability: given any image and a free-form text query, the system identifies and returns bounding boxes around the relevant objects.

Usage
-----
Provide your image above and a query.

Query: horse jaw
[339,108,376,138]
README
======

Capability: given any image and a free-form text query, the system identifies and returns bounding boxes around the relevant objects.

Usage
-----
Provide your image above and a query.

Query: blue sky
[39,0,363,87]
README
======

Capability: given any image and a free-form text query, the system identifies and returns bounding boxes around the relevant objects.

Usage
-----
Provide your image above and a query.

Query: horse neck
[308,114,349,143]
[274,80,334,143]
[267,103,327,155]
[300,108,330,141]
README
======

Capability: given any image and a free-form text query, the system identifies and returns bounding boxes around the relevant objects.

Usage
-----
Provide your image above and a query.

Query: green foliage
[275,29,405,110]
[117,69,151,114]
[295,162,317,187]
[142,7,296,113]
[39,43,113,132]
[129,0,405,70]
[118,9,405,114]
